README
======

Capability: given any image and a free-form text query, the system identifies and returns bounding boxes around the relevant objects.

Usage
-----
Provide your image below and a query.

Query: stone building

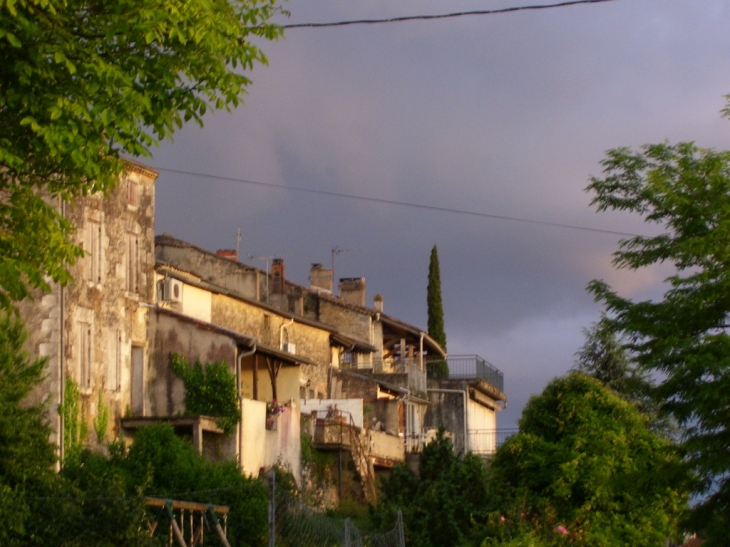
[20,160,157,460]
[19,159,507,503]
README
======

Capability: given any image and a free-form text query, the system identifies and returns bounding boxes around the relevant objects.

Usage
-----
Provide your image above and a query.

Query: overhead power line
[154,166,642,238]
[280,0,619,29]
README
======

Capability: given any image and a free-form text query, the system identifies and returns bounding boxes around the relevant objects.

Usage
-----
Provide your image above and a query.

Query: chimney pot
[216,249,238,262]
[271,258,285,294]
[310,263,333,293]
[339,277,366,307]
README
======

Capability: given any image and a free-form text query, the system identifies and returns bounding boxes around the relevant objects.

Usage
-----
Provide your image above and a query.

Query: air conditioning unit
[158,278,183,303]
[282,342,296,355]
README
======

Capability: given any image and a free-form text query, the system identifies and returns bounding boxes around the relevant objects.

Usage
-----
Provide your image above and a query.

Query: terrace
[447,354,504,393]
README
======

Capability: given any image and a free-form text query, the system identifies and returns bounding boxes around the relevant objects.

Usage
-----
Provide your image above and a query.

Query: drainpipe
[279,317,294,349]
[59,198,66,467]
[427,388,468,454]
[373,312,381,368]
[419,332,424,371]
[237,343,257,466]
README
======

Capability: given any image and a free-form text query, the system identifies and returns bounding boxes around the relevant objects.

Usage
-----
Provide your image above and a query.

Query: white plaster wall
[240,398,267,477]
[240,398,301,482]
[180,283,212,324]
[467,399,497,431]
[467,399,498,454]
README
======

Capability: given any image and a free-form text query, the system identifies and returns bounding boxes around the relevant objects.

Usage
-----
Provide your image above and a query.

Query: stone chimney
[339,277,366,307]
[373,294,384,312]
[216,249,238,262]
[310,263,333,293]
[271,258,285,294]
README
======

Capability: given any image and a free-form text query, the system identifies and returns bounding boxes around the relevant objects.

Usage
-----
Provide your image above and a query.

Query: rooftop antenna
[236,228,242,260]
[248,253,292,303]
[331,246,358,290]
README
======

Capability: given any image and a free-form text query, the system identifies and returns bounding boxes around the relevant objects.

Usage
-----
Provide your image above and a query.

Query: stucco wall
[240,398,301,481]
[179,283,212,324]
[467,398,497,431]
[147,311,237,417]
[424,390,467,454]
[366,429,405,462]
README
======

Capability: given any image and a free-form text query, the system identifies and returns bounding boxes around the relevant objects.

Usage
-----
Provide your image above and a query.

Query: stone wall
[20,163,157,452]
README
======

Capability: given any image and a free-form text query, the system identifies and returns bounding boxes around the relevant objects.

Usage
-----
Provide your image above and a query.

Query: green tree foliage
[486,373,687,547]
[0,313,57,544]
[170,352,240,433]
[574,316,673,437]
[0,0,282,309]
[0,313,156,546]
[71,424,269,547]
[427,245,449,378]
[372,429,490,547]
[586,142,730,543]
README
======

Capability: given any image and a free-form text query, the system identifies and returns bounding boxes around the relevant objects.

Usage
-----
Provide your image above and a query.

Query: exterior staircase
[346,416,377,504]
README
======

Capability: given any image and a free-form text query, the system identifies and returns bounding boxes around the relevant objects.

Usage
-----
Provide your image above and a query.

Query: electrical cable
[279,0,620,29]
[154,166,643,237]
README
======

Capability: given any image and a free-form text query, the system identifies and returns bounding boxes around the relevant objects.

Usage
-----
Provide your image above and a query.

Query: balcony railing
[446,354,504,393]
[392,361,427,394]
[467,428,519,455]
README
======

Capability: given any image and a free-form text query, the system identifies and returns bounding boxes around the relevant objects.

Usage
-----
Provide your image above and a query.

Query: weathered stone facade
[20,161,157,456]
[19,163,504,504]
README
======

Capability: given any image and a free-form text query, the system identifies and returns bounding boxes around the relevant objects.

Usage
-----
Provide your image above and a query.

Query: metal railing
[467,428,519,455]
[392,361,427,394]
[446,354,504,393]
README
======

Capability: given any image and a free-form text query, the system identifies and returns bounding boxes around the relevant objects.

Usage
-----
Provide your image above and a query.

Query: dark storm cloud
[151,0,730,428]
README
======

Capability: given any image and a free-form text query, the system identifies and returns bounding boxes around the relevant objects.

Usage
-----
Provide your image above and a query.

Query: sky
[149,0,730,429]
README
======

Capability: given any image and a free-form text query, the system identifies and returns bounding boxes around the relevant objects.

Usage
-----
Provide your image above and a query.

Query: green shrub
[170,353,239,434]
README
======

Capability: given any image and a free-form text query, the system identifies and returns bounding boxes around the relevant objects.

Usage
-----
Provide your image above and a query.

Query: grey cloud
[151,0,730,428]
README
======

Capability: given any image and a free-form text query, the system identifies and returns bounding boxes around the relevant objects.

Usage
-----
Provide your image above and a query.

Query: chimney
[339,277,366,307]
[216,249,238,262]
[271,258,285,294]
[373,294,384,312]
[310,263,333,293]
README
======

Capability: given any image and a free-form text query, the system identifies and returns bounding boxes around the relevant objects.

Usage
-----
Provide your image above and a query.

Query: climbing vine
[301,430,334,482]
[59,377,87,458]
[169,353,239,434]
[94,390,109,443]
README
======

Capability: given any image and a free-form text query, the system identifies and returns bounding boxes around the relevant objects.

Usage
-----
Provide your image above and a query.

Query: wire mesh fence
[269,472,404,547]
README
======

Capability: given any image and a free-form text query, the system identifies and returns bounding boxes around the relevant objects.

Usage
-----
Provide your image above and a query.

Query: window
[78,322,92,388]
[127,178,140,208]
[131,346,144,415]
[84,218,102,284]
[108,330,121,391]
[126,233,139,293]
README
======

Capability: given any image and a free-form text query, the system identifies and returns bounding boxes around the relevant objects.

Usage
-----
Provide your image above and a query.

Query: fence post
[268,470,276,547]
[344,518,351,547]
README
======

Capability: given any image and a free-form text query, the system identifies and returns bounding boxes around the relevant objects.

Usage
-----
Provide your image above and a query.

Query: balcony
[347,357,427,395]
[446,354,504,393]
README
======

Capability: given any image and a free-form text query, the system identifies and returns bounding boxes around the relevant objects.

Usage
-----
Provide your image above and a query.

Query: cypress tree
[427,245,449,378]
